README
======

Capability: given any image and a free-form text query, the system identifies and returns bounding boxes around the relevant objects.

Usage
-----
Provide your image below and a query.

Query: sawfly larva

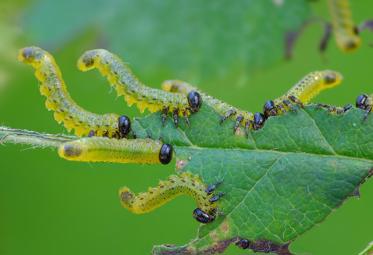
[285,0,373,57]
[119,172,221,223]
[58,137,173,165]
[263,70,343,117]
[328,0,361,52]
[77,49,202,127]
[18,46,131,138]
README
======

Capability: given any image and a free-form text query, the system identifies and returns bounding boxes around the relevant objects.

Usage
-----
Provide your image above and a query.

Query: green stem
[0,126,75,148]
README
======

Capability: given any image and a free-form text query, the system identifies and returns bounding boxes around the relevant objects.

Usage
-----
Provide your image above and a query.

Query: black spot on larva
[346,40,359,50]
[263,100,277,118]
[159,144,173,164]
[236,239,250,249]
[63,144,82,158]
[253,112,265,130]
[22,47,34,60]
[193,208,214,224]
[118,115,131,138]
[356,94,368,110]
[82,55,95,67]
[120,191,134,203]
[187,91,202,113]
[323,72,337,84]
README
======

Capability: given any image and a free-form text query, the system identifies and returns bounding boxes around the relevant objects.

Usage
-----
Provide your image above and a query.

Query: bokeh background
[0,0,372,254]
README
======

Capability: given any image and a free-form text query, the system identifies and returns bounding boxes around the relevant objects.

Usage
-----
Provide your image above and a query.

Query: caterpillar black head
[18,46,44,64]
[263,100,277,118]
[192,208,215,224]
[253,112,265,130]
[236,239,251,249]
[187,91,202,113]
[159,144,173,165]
[321,70,343,88]
[118,115,131,138]
[338,36,361,52]
[356,94,369,110]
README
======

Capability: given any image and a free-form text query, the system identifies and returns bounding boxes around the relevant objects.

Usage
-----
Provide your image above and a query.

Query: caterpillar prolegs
[18,47,130,138]
[77,49,202,127]
[119,172,223,223]
[162,70,343,132]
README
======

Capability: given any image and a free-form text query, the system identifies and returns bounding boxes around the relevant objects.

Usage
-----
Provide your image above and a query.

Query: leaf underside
[1,105,372,255]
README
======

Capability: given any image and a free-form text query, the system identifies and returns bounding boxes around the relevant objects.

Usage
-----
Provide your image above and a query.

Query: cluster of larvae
[18,46,372,225]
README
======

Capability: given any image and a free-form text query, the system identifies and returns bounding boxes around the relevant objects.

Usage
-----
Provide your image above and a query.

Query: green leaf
[2,105,372,254]
[133,105,373,254]
[22,0,309,85]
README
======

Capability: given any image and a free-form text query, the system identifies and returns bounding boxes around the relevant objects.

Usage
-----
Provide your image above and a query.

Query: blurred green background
[0,0,372,254]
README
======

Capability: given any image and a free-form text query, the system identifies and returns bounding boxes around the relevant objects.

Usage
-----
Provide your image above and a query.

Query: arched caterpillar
[18,47,129,138]
[77,49,202,127]
[162,70,343,132]
[119,172,218,219]
[264,70,343,117]
[58,137,173,164]
[327,0,361,52]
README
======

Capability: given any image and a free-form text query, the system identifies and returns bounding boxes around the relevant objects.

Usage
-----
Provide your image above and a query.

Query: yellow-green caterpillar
[119,172,216,215]
[275,70,343,105]
[77,49,202,127]
[58,137,173,164]
[264,70,343,117]
[18,47,122,138]
[286,0,372,57]
[162,70,343,131]
[327,0,361,52]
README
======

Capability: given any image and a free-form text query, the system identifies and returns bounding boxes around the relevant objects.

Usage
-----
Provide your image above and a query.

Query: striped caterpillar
[18,47,130,138]
[119,172,223,223]
[162,70,343,132]
[58,137,173,164]
[77,49,202,127]
[327,0,361,52]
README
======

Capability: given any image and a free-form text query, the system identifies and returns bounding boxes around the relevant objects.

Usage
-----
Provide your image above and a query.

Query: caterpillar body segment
[328,0,361,52]
[264,70,343,117]
[276,70,343,104]
[77,50,202,127]
[162,80,254,131]
[119,172,217,217]
[58,137,173,164]
[18,47,124,138]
